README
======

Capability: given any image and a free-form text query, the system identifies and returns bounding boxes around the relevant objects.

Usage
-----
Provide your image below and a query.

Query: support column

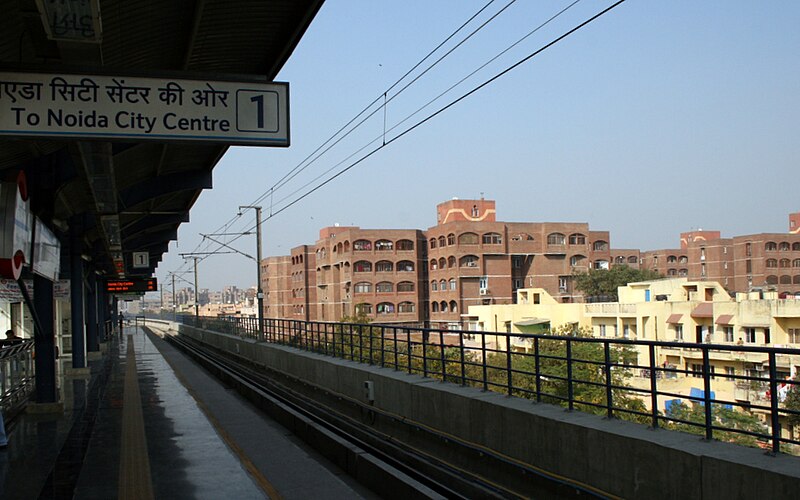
[70,228,86,369]
[98,285,108,341]
[33,274,57,403]
[86,270,98,352]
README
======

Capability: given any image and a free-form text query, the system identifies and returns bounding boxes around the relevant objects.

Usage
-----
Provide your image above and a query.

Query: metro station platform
[1,325,375,499]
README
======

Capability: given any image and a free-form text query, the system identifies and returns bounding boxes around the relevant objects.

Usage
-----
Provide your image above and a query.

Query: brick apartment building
[262,198,612,326]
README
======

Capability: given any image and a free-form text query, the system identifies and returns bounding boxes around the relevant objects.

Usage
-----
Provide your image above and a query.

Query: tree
[784,376,800,437]
[665,401,767,448]
[574,265,662,299]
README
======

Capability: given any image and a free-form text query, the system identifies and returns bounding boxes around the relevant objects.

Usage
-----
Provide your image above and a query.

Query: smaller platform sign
[105,277,157,293]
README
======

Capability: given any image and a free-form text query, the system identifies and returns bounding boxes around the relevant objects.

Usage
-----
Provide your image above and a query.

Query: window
[558,276,568,293]
[766,275,778,285]
[570,255,586,266]
[568,233,586,245]
[779,242,790,251]
[471,205,479,217]
[594,260,609,270]
[765,241,777,251]
[482,232,502,244]
[513,278,522,289]
[744,327,756,343]
[447,256,456,268]
[440,301,448,312]
[438,236,446,247]
[512,233,533,241]
[667,255,677,263]
[375,239,393,251]
[458,232,479,245]
[794,242,800,251]
[430,259,437,271]
[432,301,439,312]
[460,255,479,268]
[397,260,414,272]
[398,301,415,313]
[766,259,778,268]
[723,326,734,342]
[599,325,606,337]
[375,261,393,272]
[439,279,446,290]
[615,256,625,264]
[447,233,455,245]
[376,282,393,293]
[628,256,638,264]
[479,276,488,290]
[438,257,446,269]
[794,259,800,268]
[353,239,372,251]
[429,238,436,249]
[746,260,752,273]
[593,240,608,251]
[675,324,683,341]
[355,303,373,315]
[431,280,438,291]
[789,328,800,344]
[397,281,414,292]
[667,269,677,276]
[547,233,565,245]
[376,302,395,314]
[449,278,456,291]
[780,275,792,284]
[691,364,703,378]
[354,282,372,293]
[701,264,706,277]
[678,269,688,277]
[780,259,791,268]
[449,301,458,313]
[724,366,736,381]
[396,239,414,251]
[513,256,522,268]
[354,261,372,272]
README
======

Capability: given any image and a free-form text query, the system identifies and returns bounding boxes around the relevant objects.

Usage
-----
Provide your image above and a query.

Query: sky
[154,0,800,293]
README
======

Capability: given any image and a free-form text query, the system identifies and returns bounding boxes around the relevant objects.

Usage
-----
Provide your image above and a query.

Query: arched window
[779,242,790,251]
[482,232,502,244]
[766,275,779,285]
[667,255,677,263]
[354,261,372,272]
[512,233,533,241]
[460,255,479,268]
[449,278,457,290]
[628,256,639,264]
[438,257,446,269]
[678,269,688,277]
[375,239,393,251]
[430,259,437,271]
[447,233,455,245]
[375,260,393,272]
[679,256,688,264]
[448,256,456,268]
[397,281,415,292]
[377,302,395,314]
[431,280,438,291]
[780,259,791,268]
[396,239,414,251]
[765,242,777,251]
[568,233,586,245]
[615,256,625,264]
[398,302,415,313]
[376,282,393,293]
[343,241,350,252]
[458,232,479,245]
[397,260,414,272]
[667,269,677,276]
[593,240,608,251]
[794,276,800,284]
[780,275,792,285]
[793,242,800,251]
[438,235,446,247]
[355,303,372,315]
[449,301,458,313]
[794,259,800,268]
[429,238,437,249]
[440,301,448,312]
[766,259,778,268]
[432,301,439,312]
[439,279,446,290]
[570,255,586,266]
[547,233,565,245]
[354,282,372,293]
[351,239,367,251]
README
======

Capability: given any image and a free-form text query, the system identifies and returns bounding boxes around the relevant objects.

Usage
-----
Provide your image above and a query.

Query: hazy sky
[154,0,800,292]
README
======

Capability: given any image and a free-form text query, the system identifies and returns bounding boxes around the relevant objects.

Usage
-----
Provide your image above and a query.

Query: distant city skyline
[154,1,800,291]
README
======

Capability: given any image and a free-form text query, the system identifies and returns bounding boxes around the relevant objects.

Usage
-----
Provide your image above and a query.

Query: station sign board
[105,277,157,294]
[0,71,289,146]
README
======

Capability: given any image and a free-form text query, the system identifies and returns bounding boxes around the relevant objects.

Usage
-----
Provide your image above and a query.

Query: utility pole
[240,205,264,336]
[193,257,199,318]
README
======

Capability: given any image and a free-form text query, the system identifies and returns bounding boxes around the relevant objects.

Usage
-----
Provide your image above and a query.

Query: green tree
[665,400,767,447]
[573,265,662,299]
[784,376,800,435]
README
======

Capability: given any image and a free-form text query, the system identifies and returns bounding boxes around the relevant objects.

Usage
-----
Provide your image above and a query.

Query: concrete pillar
[86,270,98,352]
[70,227,86,369]
[98,285,107,341]
[33,274,57,403]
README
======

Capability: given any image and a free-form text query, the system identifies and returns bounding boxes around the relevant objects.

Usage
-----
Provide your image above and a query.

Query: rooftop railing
[179,315,800,455]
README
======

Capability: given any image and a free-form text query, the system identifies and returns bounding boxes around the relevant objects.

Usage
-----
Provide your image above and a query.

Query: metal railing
[0,340,35,416]
[178,315,800,455]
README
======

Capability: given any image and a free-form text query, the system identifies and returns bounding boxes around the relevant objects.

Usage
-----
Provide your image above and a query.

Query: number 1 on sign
[251,95,264,129]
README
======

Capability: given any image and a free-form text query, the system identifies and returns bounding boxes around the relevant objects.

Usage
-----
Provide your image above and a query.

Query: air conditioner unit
[479,288,488,295]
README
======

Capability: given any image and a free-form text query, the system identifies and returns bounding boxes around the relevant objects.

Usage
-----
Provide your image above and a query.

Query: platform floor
[1,326,375,499]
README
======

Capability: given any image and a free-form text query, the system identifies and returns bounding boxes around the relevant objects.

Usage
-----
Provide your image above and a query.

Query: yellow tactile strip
[118,335,155,500]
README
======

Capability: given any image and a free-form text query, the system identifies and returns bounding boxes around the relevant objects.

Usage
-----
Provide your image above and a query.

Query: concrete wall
[178,324,800,499]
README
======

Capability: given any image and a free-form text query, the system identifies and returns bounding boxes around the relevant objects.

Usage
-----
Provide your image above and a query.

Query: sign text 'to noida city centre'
[0,72,289,146]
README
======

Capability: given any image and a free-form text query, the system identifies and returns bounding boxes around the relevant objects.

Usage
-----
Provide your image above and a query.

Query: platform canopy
[0,0,323,278]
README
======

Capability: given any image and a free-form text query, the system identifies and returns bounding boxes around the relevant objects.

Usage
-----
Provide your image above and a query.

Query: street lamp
[239,206,264,336]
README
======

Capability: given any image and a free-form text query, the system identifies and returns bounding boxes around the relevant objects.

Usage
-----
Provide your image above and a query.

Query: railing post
[368,325,374,365]
[506,333,513,396]
[440,330,447,382]
[407,334,413,374]
[649,343,659,429]
[380,326,386,367]
[604,341,613,419]
[393,327,399,370]
[566,338,574,411]
[534,337,541,402]
[768,351,781,454]
[702,346,713,441]
[481,332,488,391]
[422,328,428,378]
[459,331,466,386]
